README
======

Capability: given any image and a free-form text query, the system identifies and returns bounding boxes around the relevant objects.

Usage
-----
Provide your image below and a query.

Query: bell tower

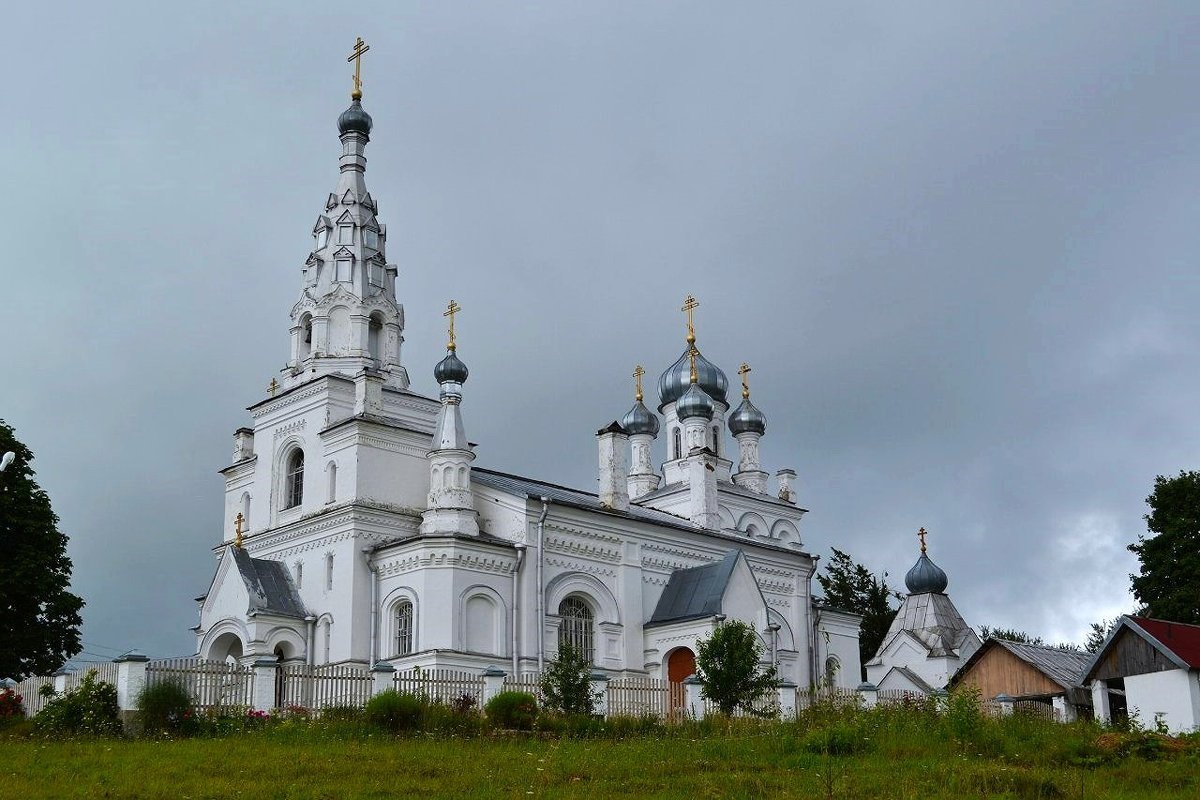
[283,37,408,391]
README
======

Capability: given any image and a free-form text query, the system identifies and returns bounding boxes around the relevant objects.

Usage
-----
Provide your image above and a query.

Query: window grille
[557,596,594,663]
[284,450,304,509]
[395,601,414,656]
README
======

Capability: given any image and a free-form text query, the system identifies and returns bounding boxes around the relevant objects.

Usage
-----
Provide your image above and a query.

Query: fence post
[52,669,69,695]
[777,681,798,719]
[251,658,278,713]
[590,671,609,717]
[371,662,396,697]
[994,693,1014,716]
[114,652,150,713]
[684,675,706,720]
[481,666,506,707]
[857,681,878,709]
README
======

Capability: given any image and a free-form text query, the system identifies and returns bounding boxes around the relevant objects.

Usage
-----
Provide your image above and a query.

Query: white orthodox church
[193,61,863,689]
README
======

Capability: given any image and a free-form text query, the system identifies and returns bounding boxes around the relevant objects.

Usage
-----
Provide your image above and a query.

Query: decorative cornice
[545,555,616,578]
[544,534,622,564]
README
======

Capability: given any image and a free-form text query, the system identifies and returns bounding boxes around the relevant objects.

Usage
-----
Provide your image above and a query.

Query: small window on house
[294,561,303,588]
[325,553,334,591]
[338,224,353,244]
[336,260,352,282]
[557,596,595,663]
[316,228,329,249]
[395,600,414,656]
[284,450,304,509]
[364,228,379,248]
[369,261,384,287]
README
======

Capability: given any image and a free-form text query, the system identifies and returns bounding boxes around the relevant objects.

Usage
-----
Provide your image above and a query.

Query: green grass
[0,705,1197,799]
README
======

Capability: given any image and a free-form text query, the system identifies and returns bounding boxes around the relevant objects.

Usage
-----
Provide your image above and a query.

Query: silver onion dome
[621,400,660,437]
[905,553,949,594]
[728,397,766,436]
[433,349,469,384]
[658,346,728,410]
[676,382,714,421]
[338,99,374,137]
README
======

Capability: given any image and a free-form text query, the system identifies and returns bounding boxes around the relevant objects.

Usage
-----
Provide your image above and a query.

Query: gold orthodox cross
[738,363,751,399]
[444,300,461,350]
[918,527,928,553]
[633,365,645,402]
[348,37,370,100]
[234,513,245,549]
[268,377,279,397]
[681,295,699,344]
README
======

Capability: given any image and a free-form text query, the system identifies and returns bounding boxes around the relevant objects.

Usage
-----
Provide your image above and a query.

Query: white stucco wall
[1125,669,1200,734]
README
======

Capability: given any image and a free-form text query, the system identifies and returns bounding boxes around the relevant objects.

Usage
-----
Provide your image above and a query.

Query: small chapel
[193,44,863,689]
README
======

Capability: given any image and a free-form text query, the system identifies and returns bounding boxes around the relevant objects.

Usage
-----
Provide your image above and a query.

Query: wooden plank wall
[1091,629,1176,681]
[956,646,1062,698]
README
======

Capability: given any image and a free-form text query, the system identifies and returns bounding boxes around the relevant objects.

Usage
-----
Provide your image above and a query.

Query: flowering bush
[35,671,121,737]
[0,688,25,719]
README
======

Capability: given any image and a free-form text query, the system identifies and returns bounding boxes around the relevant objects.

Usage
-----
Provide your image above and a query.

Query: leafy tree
[0,420,84,679]
[1084,617,1120,654]
[815,548,902,678]
[1129,471,1200,624]
[539,642,596,715]
[695,619,779,716]
[977,626,1045,645]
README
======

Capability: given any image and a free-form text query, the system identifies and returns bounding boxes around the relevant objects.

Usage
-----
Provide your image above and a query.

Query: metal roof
[647,551,741,626]
[991,639,1092,689]
[231,548,307,619]
[869,591,979,661]
[1128,617,1200,668]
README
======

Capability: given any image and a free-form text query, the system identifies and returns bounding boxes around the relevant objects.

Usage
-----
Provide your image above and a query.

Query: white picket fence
[13,675,55,716]
[278,662,372,710]
[393,668,485,706]
[146,657,253,710]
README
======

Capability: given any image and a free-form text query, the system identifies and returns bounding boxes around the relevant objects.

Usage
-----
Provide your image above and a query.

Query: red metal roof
[1129,617,1200,668]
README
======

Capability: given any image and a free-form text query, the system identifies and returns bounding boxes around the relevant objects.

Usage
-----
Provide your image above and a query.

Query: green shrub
[422,698,485,737]
[365,690,423,733]
[137,680,194,736]
[35,671,121,737]
[802,722,873,756]
[539,643,596,715]
[484,691,538,731]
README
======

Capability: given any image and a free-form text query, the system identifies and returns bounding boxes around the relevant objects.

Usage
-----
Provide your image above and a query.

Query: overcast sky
[3,2,1198,663]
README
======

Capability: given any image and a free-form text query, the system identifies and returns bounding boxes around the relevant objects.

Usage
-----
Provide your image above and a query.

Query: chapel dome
[434,350,469,384]
[676,382,714,422]
[337,99,374,137]
[905,553,949,595]
[658,346,728,410]
[728,397,766,436]
[621,400,660,437]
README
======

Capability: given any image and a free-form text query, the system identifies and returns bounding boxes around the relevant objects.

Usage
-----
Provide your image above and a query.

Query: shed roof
[647,551,740,625]
[230,548,307,619]
[991,640,1091,689]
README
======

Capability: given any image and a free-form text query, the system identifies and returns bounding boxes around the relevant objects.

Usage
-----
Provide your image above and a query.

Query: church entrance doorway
[666,647,696,714]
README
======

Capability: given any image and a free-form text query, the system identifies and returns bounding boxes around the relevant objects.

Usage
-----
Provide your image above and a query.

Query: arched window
[824,656,840,687]
[326,461,337,504]
[240,492,251,529]
[284,450,304,509]
[672,428,681,460]
[394,601,414,656]
[557,596,594,663]
[711,426,720,457]
[299,314,313,360]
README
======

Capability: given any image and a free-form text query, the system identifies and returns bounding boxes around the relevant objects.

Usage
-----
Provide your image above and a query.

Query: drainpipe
[536,496,550,674]
[767,622,781,669]
[807,555,819,688]
[366,552,379,666]
[512,543,526,676]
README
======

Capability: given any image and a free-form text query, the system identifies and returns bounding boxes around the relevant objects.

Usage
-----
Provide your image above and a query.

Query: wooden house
[950,638,1091,721]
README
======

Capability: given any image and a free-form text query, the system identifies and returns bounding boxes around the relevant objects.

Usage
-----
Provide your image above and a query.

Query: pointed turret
[623,365,662,499]
[729,363,769,494]
[283,38,408,392]
[420,301,480,536]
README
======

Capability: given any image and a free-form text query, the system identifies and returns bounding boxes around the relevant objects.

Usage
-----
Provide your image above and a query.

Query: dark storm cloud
[2,2,1197,659]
